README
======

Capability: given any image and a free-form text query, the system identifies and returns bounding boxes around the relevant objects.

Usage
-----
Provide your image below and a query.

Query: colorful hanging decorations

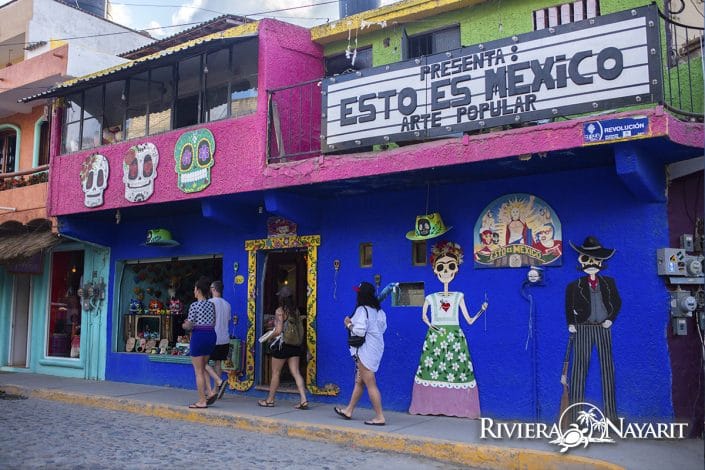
[473,193,562,268]
[174,128,215,193]
[80,153,109,208]
[123,143,159,202]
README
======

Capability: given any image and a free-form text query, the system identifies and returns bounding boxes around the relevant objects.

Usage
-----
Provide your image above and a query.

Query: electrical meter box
[657,248,687,276]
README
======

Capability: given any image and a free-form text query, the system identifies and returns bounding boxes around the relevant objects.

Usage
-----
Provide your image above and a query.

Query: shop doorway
[9,274,31,367]
[259,249,308,390]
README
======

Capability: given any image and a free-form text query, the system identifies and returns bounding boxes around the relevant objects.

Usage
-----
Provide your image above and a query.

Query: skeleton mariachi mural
[80,153,109,208]
[174,129,216,193]
[474,193,562,268]
[123,143,159,202]
[562,236,621,423]
[409,240,489,418]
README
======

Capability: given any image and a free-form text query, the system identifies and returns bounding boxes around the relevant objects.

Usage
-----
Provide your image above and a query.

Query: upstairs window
[325,47,373,76]
[534,0,600,30]
[175,55,202,129]
[407,26,460,59]
[37,120,50,166]
[58,39,259,154]
[0,129,17,174]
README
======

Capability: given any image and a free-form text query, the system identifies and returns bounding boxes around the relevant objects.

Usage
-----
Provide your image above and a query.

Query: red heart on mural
[441,301,450,312]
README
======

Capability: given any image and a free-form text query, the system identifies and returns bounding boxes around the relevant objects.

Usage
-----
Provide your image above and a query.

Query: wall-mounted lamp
[78,276,106,312]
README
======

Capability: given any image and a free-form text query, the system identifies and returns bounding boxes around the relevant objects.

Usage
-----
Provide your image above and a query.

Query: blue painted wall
[99,164,671,421]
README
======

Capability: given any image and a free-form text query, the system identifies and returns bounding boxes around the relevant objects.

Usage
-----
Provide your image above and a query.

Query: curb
[2,384,623,470]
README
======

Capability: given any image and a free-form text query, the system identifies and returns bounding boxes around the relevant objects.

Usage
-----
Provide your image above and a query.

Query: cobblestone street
[0,395,463,469]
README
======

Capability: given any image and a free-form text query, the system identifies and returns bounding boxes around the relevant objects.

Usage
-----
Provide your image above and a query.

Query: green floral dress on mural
[409,291,481,418]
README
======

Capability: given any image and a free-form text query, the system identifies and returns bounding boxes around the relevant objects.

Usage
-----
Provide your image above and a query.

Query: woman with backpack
[258,286,308,410]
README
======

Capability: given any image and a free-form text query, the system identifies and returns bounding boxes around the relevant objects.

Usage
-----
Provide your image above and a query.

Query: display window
[117,256,223,355]
[47,250,84,358]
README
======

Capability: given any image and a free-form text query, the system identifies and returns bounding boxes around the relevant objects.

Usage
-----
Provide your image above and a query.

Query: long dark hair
[355,281,380,310]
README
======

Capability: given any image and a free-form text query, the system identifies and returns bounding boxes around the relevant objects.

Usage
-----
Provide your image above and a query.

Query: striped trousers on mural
[570,324,617,422]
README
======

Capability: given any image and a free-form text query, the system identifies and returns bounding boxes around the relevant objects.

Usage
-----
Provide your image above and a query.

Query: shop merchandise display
[120,258,222,356]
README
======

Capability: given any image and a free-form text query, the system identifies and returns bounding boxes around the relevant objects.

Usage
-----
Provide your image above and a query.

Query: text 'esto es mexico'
[337,46,625,132]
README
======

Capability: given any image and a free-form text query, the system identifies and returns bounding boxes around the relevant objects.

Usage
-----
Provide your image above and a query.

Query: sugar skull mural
[80,153,109,208]
[409,240,489,419]
[174,128,215,193]
[123,143,158,202]
[474,193,563,268]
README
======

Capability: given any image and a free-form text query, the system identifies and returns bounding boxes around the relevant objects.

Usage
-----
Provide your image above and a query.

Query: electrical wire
[1,0,341,47]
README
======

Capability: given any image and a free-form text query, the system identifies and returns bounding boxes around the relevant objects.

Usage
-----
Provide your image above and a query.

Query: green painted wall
[325,0,664,62]
[324,0,705,119]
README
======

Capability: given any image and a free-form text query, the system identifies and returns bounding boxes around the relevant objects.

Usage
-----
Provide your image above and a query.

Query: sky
[57,0,397,39]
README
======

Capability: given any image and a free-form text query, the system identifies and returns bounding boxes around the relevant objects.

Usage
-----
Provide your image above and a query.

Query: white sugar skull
[123,143,158,202]
[80,153,109,208]
[434,255,460,285]
[174,129,216,193]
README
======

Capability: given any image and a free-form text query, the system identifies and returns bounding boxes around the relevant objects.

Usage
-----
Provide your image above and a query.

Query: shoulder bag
[347,307,368,348]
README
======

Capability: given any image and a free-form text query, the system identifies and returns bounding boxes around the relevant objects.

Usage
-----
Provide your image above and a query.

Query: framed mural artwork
[473,193,562,268]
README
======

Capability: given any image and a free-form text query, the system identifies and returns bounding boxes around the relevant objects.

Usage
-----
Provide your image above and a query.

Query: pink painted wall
[48,20,323,216]
[48,14,704,219]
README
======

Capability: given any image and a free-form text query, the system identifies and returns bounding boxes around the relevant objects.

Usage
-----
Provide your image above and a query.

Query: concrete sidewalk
[0,372,701,470]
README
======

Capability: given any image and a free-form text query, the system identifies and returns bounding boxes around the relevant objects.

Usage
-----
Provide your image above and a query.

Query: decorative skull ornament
[174,128,216,193]
[123,143,159,202]
[80,153,109,208]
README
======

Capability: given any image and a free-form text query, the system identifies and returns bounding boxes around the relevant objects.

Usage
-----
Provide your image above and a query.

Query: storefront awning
[0,228,60,264]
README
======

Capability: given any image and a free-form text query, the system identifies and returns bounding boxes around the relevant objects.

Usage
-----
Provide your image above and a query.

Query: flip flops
[334,406,351,420]
[258,399,275,407]
[364,420,386,426]
[217,380,228,400]
[188,403,207,409]
[294,401,309,410]
[206,394,217,406]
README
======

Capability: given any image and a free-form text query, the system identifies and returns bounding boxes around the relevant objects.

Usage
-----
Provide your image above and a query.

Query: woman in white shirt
[334,282,387,426]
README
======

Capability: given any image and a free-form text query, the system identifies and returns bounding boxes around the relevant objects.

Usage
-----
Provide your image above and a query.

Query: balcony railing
[0,165,49,192]
[660,8,704,119]
[266,79,322,163]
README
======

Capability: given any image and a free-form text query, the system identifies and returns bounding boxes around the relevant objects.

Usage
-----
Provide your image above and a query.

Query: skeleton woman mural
[409,240,489,418]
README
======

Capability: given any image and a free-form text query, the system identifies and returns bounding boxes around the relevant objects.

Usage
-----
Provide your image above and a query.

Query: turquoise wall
[0,242,110,380]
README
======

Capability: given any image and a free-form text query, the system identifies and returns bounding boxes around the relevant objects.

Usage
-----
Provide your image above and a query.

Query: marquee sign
[322,5,662,152]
